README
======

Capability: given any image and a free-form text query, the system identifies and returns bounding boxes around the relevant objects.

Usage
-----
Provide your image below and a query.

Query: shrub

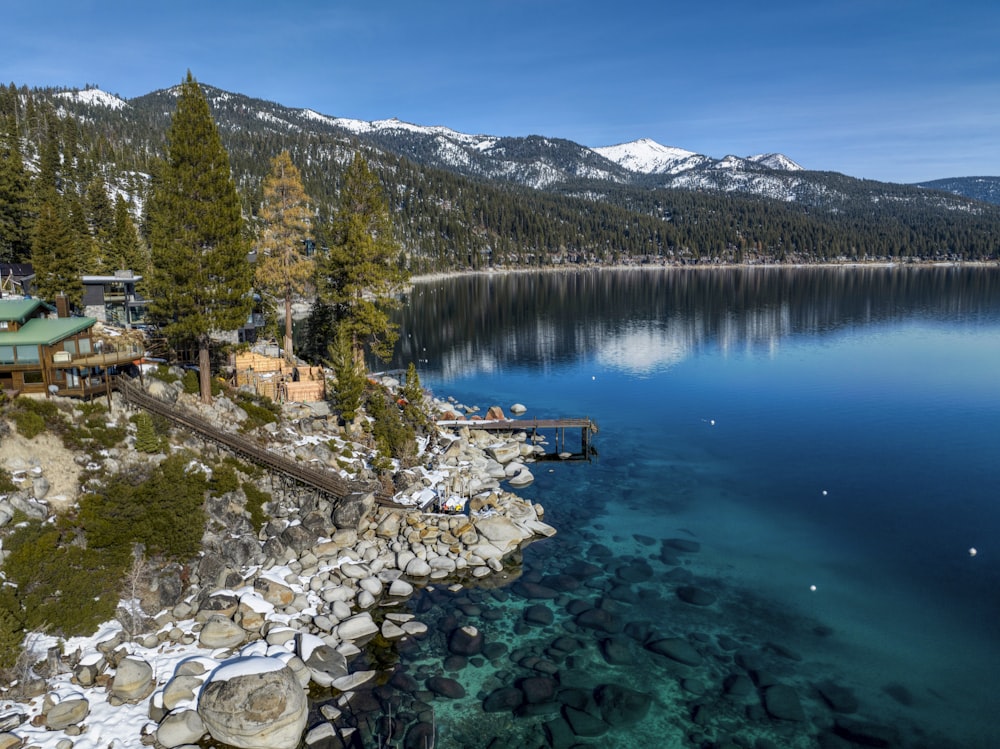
[1,520,123,637]
[235,392,280,432]
[153,364,179,384]
[12,409,45,439]
[242,482,270,533]
[209,462,240,497]
[366,387,416,466]
[79,452,207,561]
[0,467,17,494]
[181,369,222,396]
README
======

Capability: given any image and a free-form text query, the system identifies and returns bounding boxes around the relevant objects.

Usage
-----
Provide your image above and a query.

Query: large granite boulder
[43,693,90,731]
[332,492,375,530]
[156,707,207,748]
[199,615,246,649]
[197,657,307,749]
[296,633,348,687]
[110,656,155,703]
[474,516,529,552]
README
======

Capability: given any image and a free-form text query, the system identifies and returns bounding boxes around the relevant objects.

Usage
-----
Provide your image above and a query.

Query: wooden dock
[436,417,598,460]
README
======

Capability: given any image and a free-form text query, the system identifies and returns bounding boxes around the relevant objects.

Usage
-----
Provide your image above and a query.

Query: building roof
[0,298,46,323]
[0,262,35,278]
[82,274,143,283]
[0,316,96,346]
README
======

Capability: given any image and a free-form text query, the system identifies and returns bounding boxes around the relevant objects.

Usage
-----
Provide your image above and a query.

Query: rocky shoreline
[0,372,556,749]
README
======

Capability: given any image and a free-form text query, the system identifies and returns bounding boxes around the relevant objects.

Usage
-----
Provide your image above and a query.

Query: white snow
[208,655,287,681]
[54,88,128,111]
[594,138,803,177]
[748,152,804,171]
[593,138,706,174]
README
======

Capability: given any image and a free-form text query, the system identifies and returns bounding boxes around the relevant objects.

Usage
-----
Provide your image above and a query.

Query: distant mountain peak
[594,138,803,178]
[593,138,704,175]
[748,153,803,171]
[55,87,128,111]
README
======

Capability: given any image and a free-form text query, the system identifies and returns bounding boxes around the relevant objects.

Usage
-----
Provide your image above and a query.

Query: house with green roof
[0,298,143,398]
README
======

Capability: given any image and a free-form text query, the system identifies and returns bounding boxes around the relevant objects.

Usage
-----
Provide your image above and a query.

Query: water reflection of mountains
[388,266,1000,377]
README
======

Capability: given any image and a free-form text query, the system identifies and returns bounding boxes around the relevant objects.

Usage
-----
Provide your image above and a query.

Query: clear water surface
[373,266,1000,749]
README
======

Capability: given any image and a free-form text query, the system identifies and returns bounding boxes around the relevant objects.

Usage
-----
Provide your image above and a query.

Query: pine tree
[133,412,161,454]
[0,117,32,263]
[328,326,365,422]
[315,152,408,363]
[85,175,115,271]
[31,196,82,307]
[298,298,336,365]
[66,191,99,274]
[146,72,252,404]
[401,362,423,405]
[110,194,146,273]
[254,150,314,363]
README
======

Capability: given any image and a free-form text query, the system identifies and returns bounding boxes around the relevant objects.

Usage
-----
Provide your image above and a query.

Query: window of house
[0,345,13,364]
[63,340,77,354]
[23,370,44,384]
[77,338,92,355]
[14,345,39,363]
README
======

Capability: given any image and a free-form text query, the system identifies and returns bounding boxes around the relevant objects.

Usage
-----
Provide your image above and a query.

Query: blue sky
[3,0,998,183]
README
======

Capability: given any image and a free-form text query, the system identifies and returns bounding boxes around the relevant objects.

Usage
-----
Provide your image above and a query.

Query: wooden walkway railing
[117,378,397,505]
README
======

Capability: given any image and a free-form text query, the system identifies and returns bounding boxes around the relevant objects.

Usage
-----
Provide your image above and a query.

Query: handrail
[117,378,397,505]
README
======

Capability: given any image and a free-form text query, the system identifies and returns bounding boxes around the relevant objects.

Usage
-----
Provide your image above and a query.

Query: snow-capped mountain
[54,87,128,111]
[593,138,710,175]
[748,153,803,171]
[47,84,991,215]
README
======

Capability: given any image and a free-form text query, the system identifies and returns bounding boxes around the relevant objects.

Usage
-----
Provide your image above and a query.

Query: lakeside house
[0,297,143,398]
[81,269,149,329]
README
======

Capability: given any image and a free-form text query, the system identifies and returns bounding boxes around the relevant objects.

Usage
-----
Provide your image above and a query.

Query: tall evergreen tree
[85,175,115,270]
[110,194,146,274]
[32,196,82,307]
[254,150,314,363]
[146,72,252,404]
[66,191,99,274]
[315,152,408,363]
[0,116,32,262]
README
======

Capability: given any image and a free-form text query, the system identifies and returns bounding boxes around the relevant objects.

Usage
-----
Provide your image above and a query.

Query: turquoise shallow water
[361,267,1000,748]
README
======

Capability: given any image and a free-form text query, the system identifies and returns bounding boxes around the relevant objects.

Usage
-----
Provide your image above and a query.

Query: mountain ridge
[54,84,997,202]
[11,81,1000,271]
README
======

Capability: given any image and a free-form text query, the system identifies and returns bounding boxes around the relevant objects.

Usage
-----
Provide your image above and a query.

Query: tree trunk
[284,290,294,364]
[198,334,212,405]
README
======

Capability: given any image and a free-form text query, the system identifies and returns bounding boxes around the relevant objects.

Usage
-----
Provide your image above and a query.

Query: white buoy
[809,584,817,592]
[710,419,716,426]
[969,547,978,557]
[822,490,828,496]
[592,375,596,380]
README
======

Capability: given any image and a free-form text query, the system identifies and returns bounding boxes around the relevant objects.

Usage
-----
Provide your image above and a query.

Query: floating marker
[822,490,828,496]
[710,419,716,426]
[592,376,596,380]
[809,585,817,592]
[969,547,978,557]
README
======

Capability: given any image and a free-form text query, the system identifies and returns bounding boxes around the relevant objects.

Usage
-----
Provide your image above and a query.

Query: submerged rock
[762,683,806,722]
[676,585,717,607]
[645,637,701,666]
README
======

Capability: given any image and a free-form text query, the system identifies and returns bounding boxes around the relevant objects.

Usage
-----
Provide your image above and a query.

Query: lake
[376,266,1000,749]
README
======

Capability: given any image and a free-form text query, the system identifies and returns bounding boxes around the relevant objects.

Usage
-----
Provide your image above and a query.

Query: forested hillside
[2,81,999,276]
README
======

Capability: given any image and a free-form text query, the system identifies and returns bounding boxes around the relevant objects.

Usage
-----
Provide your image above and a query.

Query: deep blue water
[377,267,1000,749]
